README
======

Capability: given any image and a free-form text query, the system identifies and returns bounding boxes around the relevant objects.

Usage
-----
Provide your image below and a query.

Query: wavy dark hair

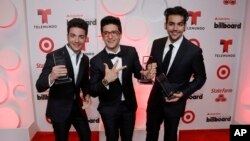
[164,6,189,24]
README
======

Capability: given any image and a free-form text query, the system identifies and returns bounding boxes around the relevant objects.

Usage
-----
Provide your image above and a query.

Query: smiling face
[67,27,87,54]
[165,14,186,43]
[102,24,121,53]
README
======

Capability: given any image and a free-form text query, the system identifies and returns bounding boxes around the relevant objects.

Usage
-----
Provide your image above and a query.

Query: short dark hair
[67,18,88,35]
[164,6,189,25]
[100,16,122,33]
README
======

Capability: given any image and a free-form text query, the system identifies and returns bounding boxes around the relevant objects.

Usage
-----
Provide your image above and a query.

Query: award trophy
[53,51,72,85]
[156,73,175,99]
[138,56,156,84]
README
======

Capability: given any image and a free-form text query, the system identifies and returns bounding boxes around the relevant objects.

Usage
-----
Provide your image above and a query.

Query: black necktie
[162,44,174,73]
[108,52,122,59]
[76,53,80,65]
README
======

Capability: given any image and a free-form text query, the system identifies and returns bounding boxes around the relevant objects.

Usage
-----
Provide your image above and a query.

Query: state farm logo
[182,110,195,124]
[186,10,205,30]
[217,65,230,80]
[211,88,232,102]
[223,0,236,5]
[215,39,235,58]
[34,9,57,29]
[215,94,227,102]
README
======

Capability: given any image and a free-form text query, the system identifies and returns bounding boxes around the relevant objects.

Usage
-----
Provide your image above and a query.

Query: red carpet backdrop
[1,0,250,140]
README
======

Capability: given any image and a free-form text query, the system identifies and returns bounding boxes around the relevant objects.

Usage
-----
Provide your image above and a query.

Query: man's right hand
[103,60,127,83]
[50,65,68,82]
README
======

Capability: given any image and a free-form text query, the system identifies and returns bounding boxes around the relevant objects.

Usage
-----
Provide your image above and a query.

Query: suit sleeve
[36,53,54,92]
[89,58,108,97]
[182,49,207,98]
[132,48,143,79]
[81,55,90,96]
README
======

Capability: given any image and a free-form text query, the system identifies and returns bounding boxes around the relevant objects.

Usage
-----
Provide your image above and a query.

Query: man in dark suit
[89,16,151,141]
[36,18,91,141]
[146,6,207,141]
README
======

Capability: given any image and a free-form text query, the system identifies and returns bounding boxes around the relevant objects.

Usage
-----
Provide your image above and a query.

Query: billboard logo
[217,65,230,80]
[39,37,54,53]
[214,22,241,29]
[206,116,231,122]
[37,9,51,24]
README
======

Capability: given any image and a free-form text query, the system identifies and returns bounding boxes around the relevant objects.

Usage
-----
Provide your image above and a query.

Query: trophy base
[55,77,72,85]
[138,79,154,84]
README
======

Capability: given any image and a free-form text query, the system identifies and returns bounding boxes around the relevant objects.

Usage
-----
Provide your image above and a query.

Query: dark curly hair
[164,6,189,25]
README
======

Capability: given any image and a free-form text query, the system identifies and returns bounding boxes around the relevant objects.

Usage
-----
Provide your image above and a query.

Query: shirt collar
[167,36,183,50]
[105,46,121,54]
[66,44,82,57]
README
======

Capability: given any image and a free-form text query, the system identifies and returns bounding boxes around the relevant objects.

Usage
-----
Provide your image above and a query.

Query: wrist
[102,78,109,86]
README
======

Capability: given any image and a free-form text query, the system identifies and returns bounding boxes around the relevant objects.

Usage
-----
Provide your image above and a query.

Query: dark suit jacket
[147,37,206,117]
[89,45,142,113]
[36,46,89,122]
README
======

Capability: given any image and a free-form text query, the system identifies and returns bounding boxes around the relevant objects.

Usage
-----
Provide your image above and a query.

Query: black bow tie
[108,52,122,59]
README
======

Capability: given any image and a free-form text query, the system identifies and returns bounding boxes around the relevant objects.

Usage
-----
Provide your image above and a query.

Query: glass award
[138,56,156,84]
[53,51,72,85]
[155,73,175,99]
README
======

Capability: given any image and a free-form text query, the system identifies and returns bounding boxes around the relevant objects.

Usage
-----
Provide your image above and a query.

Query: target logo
[217,65,230,80]
[39,37,54,53]
[189,38,200,47]
[182,110,195,124]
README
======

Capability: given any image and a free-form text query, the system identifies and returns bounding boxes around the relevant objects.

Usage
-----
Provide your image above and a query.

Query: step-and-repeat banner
[26,0,246,131]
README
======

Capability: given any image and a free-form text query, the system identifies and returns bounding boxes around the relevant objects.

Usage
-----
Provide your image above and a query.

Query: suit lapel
[63,47,75,84]
[120,46,127,84]
[157,38,167,72]
[76,56,84,86]
[167,38,188,75]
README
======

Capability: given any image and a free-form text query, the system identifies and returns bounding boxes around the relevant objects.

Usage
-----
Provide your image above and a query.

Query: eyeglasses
[102,31,120,37]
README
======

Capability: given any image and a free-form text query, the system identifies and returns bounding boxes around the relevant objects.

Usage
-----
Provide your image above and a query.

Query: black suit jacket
[89,45,142,113]
[147,37,206,117]
[36,46,89,122]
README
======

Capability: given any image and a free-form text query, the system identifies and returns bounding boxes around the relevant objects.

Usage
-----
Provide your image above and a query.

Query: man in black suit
[36,18,91,141]
[146,6,207,141]
[89,16,152,141]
